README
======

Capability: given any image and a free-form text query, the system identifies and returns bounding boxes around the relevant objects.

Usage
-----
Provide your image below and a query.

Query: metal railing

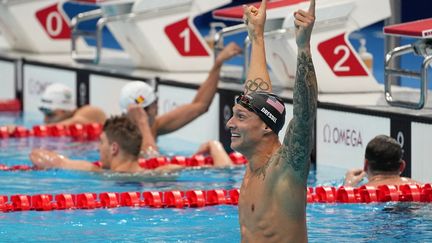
[71,9,104,63]
[70,1,192,64]
[214,24,296,82]
[384,39,432,109]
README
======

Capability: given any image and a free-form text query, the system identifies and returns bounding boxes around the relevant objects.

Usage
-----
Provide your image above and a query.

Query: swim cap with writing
[236,92,286,134]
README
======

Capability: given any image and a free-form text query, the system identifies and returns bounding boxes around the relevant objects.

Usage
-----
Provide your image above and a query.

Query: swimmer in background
[226,0,317,242]
[344,135,422,187]
[5,83,106,134]
[120,42,242,159]
[38,83,106,125]
[29,116,233,173]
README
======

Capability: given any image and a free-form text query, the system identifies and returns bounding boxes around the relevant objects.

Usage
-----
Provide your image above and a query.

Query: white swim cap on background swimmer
[119,81,157,112]
[39,83,76,111]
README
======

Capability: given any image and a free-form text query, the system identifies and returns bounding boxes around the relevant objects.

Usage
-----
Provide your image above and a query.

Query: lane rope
[0,123,103,140]
[1,184,431,213]
[0,152,248,172]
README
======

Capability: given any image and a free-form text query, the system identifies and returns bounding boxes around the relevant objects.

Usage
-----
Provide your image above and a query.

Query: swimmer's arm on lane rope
[54,106,106,126]
[243,0,271,94]
[281,0,317,183]
[155,43,242,135]
[194,140,233,167]
[29,149,102,172]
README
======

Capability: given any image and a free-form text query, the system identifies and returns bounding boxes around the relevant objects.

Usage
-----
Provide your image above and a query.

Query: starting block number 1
[36,3,71,39]
[318,34,368,76]
[165,18,209,57]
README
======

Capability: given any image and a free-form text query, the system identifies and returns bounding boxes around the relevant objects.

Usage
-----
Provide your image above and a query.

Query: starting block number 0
[45,12,63,37]
[36,3,71,39]
[165,18,209,57]
[318,34,368,76]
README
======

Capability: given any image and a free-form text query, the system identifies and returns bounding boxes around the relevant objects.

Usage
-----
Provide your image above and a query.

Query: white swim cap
[119,81,157,112]
[39,83,76,111]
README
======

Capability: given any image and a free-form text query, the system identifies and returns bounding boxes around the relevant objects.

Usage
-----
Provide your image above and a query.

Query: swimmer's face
[98,132,112,169]
[226,104,267,153]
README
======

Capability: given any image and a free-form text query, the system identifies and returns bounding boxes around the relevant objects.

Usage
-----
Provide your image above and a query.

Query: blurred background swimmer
[344,135,422,187]
[119,42,242,159]
[39,83,106,125]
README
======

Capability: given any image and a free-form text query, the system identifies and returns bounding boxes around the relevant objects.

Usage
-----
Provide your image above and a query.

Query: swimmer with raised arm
[225,0,317,241]
[120,43,242,159]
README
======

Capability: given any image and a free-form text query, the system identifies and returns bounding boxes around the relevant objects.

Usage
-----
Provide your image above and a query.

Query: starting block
[384,18,432,109]
[74,0,231,71]
[0,0,91,53]
[213,0,391,93]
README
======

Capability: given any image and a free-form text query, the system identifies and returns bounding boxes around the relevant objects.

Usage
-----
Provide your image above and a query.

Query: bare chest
[239,172,275,226]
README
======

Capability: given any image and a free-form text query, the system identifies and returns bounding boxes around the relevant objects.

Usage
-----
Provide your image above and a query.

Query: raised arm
[243,0,271,94]
[126,104,159,158]
[282,0,318,183]
[30,148,101,172]
[156,42,242,135]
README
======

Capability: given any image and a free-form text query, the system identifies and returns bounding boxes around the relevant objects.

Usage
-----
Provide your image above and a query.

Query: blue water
[1,113,432,242]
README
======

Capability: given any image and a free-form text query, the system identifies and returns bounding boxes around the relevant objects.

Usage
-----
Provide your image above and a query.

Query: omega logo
[28,79,51,95]
[223,105,232,130]
[397,131,404,148]
[323,124,363,147]
[79,83,87,106]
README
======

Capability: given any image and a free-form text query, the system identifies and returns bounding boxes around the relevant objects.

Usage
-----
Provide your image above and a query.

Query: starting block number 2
[165,18,209,57]
[36,3,71,39]
[318,34,368,76]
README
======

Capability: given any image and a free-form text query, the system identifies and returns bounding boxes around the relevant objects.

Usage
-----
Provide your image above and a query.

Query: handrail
[73,1,193,64]
[384,40,432,109]
[214,25,293,82]
[213,23,246,81]
[71,9,104,63]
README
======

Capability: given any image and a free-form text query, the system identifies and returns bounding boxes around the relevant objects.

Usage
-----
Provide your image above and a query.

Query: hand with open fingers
[243,0,267,40]
[127,103,149,125]
[294,0,316,49]
[344,168,367,187]
[215,42,242,65]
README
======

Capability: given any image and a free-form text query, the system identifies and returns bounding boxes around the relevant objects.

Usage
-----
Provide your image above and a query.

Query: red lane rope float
[0,153,248,172]
[0,189,240,213]
[308,184,432,203]
[0,123,103,140]
[0,99,21,112]
[1,184,432,213]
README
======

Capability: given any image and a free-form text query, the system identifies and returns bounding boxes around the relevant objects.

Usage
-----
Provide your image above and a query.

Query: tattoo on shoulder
[244,78,270,94]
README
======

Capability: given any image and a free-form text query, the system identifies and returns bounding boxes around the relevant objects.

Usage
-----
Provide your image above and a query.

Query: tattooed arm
[281,0,317,184]
[243,0,271,94]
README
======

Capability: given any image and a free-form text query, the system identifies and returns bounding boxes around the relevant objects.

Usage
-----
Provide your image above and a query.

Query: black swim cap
[236,92,286,134]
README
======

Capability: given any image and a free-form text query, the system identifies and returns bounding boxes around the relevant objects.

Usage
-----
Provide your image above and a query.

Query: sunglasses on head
[235,94,257,112]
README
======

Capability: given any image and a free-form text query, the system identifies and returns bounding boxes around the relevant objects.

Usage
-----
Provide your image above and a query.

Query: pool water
[1,113,432,242]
